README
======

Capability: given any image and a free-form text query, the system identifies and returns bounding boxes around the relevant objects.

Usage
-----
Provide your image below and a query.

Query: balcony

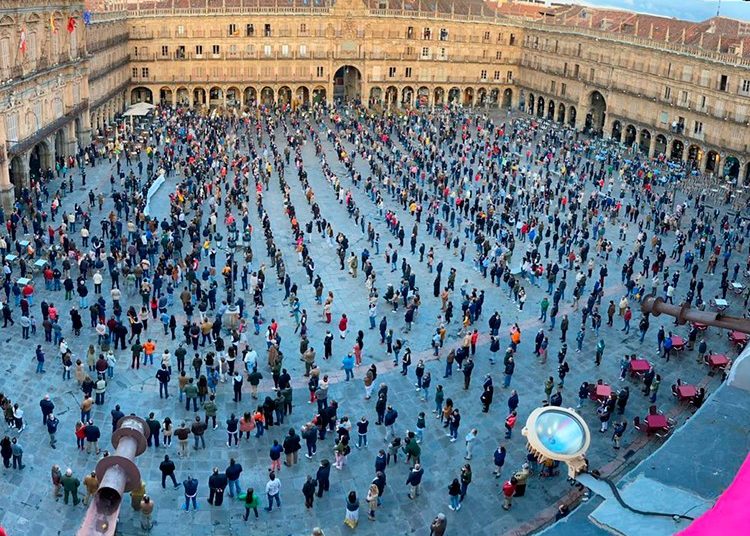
[129,30,153,40]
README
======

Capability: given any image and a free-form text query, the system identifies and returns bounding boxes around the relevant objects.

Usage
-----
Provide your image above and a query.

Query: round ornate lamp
[522,407,591,479]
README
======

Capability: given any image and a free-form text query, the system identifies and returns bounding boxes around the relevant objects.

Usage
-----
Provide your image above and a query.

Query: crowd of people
[0,97,743,535]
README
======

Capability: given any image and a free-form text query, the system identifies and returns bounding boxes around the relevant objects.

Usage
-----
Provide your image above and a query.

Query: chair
[633,416,645,432]
[671,384,678,398]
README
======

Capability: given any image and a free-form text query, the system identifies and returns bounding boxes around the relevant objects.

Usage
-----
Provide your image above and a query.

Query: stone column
[77,112,92,147]
[648,134,657,159]
[0,151,14,213]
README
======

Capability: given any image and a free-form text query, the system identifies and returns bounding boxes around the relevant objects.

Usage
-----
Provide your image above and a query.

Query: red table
[670,336,685,349]
[708,354,730,368]
[595,384,612,399]
[676,385,697,400]
[729,331,749,345]
[630,359,650,373]
[645,414,668,432]
[692,322,707,331]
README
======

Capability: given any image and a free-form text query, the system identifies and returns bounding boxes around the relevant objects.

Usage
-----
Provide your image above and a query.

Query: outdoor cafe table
[17,277,31,287]
[708,354,730,369]
[729,331,749,346]
[645,414,669,433]
[732,282,744,294]
[33,259,48,272]
[712,298,729,311]
[676,385,697,400]
[670,335,685,349]
[595,384,612,400]
[4,254,17,263]
[630,359,650,374]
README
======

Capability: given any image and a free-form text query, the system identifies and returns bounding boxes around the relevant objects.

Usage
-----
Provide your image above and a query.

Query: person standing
[11,438,24,470]
[316,459,331,498]
[430,513,447,536]
[140,495,154,530]
[83,471,99,505]
[406,463,424,499]
[207,467,228,506]
[51,464,63,499]
[612,421,628,449]
[464,428,478,460]
[226,458,243,498]
[243,487,260,520]
[182,475,198,511]
[156,365,171,399]
[47,413,59,449]
[504,410,517,439]
[61,468,81,505]
[366,483,379,520]
[502,477,517,510]
[493,445,507,477]
[302,475,317,509]
[344,491,360,529]
[159,455,179,488]
[448,478,461,511]
[264,471,281,512]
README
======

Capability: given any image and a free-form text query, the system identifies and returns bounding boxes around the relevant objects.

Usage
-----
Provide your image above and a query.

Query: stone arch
[193,87,206,107]
[29,140,52,180]
[655,134,667,157]
[502,88,513,109]
[385,86,398,107]
[417,86,430,107]
[243,87,257,107]
[744,162,750,186]
[624,124,637,146]
[369,86,382,107]
[687,145,703,169]
[568,105,576,127]
[226,86,240,107]
[208,86,223,107]
[159,86,173,106]
[557,103,566,123]
[448,87,460,104]
[260,86,274,106]
[723,156,740,180]
[639,129,651,155]
[277,86,292,106]
[536,95,544,118]
[312,85,326,104]
[611,120,622,141]
[527,92,535,115]
[586,90,607,134]
[130,86,153,104]
[476,88,487,107]
[488,88,499,107]
[704,150,720,173]
[670,140,684,161]
[402,86,414,107]
[9,155,26,198]
[547,100,555,121]
[434,87,445,106]
[463,87,474,106]
[333,65,362,102]
[176,86,189,106]
[54,129,66,159]
[296,86,310,106]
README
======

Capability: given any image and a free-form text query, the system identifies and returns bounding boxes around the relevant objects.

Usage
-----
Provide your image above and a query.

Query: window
[480,70,487,80]
[495,50,502,60]
[666,62,672,78]
[177,25,185,36]
[316,66,324,77]
[423,27,431,40]
[681,65,693,82]
[509,33,515,45]
[589,67,595,81]
[700,95,707,109]
[573,64,579,78]
[679,90,688,105]
[132,67,138,78]
[439,28,448,41]
[263,45,272,57]
[719,74,728,91]
[246,24,254,37]
[550,80,556,93]
[212,44,220,56]
[659,111,669,124]
[563,62,568,76]
[264,24,271,37]
[195,45,203,56]
[161,45,169,56]
[741,79,750,94]
[664,86,671,100]
[281,44,289,56]
[561,83,567,96]
[439,47,446,59]
[228,23,237,36]
[299,44,307,57]
[299,23,307,34]
[421,47,430,58]
[405,67,412,78]
[576,43,582,56]
[693,121,703,135]
[507,70,513,82]
[176,45,185,59]
[407,26,414,39]
[493,70,500,81]
[406,46,414,56]
[229,44,238,56]
[483,31,490,41]
[141,67,149,78]
[388,66,396,77]
[5,112,18,144]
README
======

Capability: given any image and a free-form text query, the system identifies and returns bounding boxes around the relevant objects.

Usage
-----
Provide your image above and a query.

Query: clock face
[534,409,587,456]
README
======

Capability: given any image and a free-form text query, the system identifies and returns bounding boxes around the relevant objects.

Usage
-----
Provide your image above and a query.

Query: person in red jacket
[338,314,348,339]
[502,477,517,510]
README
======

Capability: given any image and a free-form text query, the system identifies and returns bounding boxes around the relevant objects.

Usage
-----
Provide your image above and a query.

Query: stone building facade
[1,0,749,210]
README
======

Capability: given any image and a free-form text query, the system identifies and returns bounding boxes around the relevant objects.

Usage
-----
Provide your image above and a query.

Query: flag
[19,27,27,54]
[83,11,91,26]
[50,14,57,33]
[67,16,76,33]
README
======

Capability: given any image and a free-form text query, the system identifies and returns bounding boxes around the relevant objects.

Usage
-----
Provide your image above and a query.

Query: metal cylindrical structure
[77,416,150,536]
[641,296,750,334]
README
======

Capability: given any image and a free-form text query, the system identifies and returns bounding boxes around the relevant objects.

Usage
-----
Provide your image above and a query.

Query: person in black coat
[283,428,301,467]
[207,467,228,506]
[315,459,331,498]
[302,475,317,508]
[159,455,179,488]
[110,405,124,433]
[372,471,386,506]
[480,376,494,413]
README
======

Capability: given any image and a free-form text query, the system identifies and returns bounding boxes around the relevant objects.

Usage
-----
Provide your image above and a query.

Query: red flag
[67,16,76,33]
[19,27,27,54]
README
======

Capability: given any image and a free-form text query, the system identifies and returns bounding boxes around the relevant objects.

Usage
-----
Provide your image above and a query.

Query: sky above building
[553,0,750,21]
